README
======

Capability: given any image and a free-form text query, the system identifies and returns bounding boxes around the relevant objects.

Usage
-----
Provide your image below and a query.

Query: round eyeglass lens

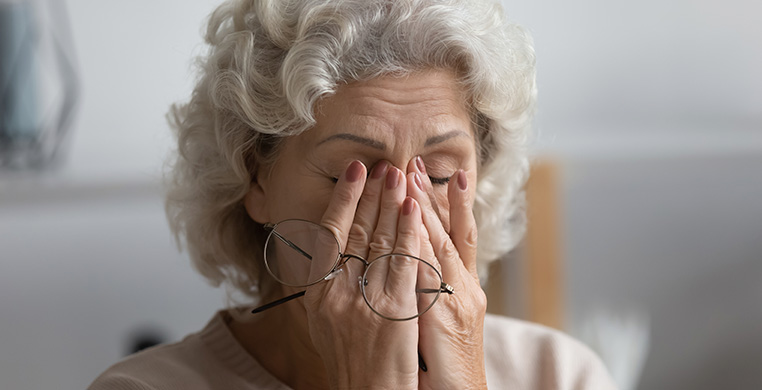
[361,254,443,321]
[264,220,341,286]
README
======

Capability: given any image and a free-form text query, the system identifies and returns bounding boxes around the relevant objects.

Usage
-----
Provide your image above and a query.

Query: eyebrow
[318,130,468,150]
[424,130,468,147]
[317,133,386,150]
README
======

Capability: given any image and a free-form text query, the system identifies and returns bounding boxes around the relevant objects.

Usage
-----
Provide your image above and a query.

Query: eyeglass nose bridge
[324,253,369,282]
[338,253,369,267]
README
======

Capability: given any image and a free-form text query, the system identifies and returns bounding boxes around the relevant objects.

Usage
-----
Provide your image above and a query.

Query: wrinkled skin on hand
[304,159,487,389]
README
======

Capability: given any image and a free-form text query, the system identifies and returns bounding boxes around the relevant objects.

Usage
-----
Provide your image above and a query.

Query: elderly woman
[90,0,615,389]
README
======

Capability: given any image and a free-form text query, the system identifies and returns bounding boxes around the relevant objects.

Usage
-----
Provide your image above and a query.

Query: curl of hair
[166,0,536,301]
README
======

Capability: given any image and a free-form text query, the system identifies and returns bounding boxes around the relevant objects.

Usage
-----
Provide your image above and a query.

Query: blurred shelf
[0,171,162,208]
[531,128,762,160]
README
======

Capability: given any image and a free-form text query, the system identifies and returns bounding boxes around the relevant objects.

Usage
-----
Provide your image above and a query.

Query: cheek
[268,183,334,223]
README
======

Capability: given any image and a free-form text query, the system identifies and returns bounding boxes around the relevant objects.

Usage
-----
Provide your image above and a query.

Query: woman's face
[246,69,478,230]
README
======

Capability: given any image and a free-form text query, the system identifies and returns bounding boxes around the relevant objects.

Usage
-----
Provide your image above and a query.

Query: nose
[370,156,421,177]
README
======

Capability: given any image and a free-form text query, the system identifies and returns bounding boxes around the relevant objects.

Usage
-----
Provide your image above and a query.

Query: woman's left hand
[405,158,488,390]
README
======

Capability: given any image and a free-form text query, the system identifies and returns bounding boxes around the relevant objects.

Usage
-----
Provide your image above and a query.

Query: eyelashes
[330,175,450,185]
[330,171,369,184]
[428,176,450,185]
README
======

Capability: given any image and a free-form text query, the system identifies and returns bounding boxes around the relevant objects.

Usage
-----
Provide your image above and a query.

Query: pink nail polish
[415,156,426,173]
[414,173,424,191]
[346,161,365,182]
[457,170,468,191]
[402,197,415,215]
[370,161,389,179]
[386,168,400,189]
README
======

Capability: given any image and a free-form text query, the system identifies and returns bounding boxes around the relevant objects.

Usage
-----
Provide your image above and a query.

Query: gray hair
[166,0,536,301]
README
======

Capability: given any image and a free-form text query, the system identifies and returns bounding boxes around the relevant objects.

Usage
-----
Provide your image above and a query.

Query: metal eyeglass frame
[251,219,454,321]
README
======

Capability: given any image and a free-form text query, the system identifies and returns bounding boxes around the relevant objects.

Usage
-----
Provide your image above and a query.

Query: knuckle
[395,228,417,249]
[319,221,342,243]
[437,240,459,260]
[369,238,394,256]
[381,192,403,208]
[464,225,478,249]
[348,221,372,246]
[362,180,383,197]
[333,186,357,205]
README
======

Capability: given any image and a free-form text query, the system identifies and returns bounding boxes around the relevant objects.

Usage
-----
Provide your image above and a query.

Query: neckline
[198,309,291,388]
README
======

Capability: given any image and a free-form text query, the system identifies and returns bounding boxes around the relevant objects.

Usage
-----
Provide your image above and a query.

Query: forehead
[309,70,473,145]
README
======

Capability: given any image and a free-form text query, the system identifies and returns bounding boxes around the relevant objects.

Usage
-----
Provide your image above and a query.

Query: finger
[345,161,389,261]
[448,169,478,278]
[384,197,422,319]
[319,160,366,280]
[367,167,406,261]
[407,156,446,231]
[368,197,421,293]
[418,219,437,271]
[393,197,422,257]
[406,171,463,284]
[404,158,441,270]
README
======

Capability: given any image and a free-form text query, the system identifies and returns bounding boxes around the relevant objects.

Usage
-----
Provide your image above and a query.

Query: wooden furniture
[486,160,564,330]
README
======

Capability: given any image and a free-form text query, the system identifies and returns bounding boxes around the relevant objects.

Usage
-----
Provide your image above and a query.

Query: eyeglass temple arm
[415,282,454,295]
[414,282,453,374]
[415,282,453,374]
[251,290,306,314]
[265,224,313,261]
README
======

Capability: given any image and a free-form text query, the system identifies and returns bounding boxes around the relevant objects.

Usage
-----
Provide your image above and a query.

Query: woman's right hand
[304,160,422,389]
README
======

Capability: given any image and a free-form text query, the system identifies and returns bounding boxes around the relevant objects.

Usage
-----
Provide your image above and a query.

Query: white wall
[59,0,762,183]
[508,0,761,131]
[0,183,223,389]
[63,0,220,183]
[560,153,762,389]
[0,0,760,389]
[1,1,224,389]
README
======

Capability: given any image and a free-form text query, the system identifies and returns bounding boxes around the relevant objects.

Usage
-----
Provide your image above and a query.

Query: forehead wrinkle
[349,91,463,116]
[314,71,474,157]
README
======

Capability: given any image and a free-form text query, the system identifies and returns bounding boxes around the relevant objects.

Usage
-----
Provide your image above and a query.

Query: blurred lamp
[0,0,79,170]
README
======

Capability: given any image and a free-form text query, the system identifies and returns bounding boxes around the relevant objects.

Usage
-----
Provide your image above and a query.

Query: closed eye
[331,175,449,185]
[429,176,450,185]
[329,171,370,184]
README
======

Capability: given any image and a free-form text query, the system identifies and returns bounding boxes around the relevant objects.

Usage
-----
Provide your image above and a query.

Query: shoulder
[483,314,618,390]
[88,336,212,390]
[88,310,288,390]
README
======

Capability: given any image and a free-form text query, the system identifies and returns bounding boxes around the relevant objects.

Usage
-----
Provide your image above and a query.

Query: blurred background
[0,0,759,389]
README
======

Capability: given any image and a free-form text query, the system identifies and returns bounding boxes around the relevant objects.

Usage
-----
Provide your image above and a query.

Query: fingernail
[370,161,389,179]
[346,161,365,182]
[385,168,400,189]
[414,172,423,191]
[457,170,468,191]
[415,156,426,174]
[402,197,415,215]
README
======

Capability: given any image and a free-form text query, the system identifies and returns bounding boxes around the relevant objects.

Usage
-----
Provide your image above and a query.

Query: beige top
[89,311,617,389]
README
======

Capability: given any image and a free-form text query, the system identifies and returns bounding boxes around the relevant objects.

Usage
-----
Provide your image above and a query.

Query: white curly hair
[166,0,536,302]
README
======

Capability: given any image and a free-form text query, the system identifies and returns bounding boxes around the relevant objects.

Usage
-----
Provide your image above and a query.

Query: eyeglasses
[251,219,454,321]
